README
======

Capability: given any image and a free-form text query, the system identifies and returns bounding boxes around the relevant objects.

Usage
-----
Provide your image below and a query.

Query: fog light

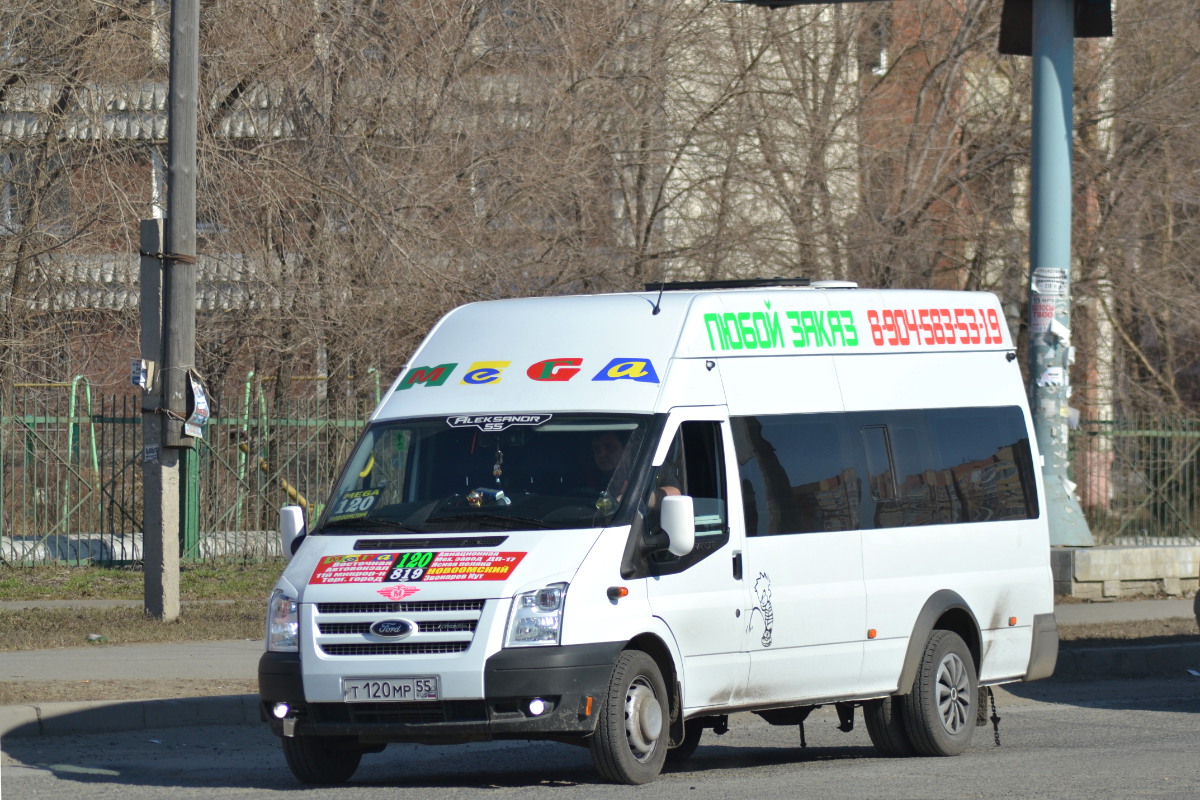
[528,698,547,717]
[272,702,291,719]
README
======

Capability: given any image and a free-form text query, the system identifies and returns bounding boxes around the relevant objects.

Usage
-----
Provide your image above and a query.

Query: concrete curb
[0,694,257,739]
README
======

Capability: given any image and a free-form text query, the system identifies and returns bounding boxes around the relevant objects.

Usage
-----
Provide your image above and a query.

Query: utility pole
[143,0,200,620]
[1026,0,1093,546]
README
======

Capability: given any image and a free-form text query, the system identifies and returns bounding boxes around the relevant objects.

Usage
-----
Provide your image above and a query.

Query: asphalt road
[3,675,1198,800]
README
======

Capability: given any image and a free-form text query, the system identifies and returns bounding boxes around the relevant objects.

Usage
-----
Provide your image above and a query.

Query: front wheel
[589,651,670,784]
[282,735,363,785]
[901,630,977,756]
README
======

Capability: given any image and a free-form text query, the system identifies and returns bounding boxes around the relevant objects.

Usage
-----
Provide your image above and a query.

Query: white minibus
[259,279,1057,785]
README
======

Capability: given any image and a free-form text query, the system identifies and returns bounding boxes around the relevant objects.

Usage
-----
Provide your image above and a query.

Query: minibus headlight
[267,589,300,652]
[505,583,567,647]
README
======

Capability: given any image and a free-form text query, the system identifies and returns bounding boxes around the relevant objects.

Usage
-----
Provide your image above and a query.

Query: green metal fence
[1071,416,1200,545]
[3,386,1198,564]
[2,379,375,565]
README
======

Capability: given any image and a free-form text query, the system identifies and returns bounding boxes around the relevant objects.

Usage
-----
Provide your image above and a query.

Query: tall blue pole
[1028,0,1093,545]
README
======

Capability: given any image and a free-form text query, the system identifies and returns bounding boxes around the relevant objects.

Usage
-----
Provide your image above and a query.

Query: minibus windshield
[315,414,655,534]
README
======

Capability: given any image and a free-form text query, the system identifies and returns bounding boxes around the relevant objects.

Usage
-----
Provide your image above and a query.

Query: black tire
[862,696,915,757]
[901,630,977,756]
[664,719,704,766]
[589,650,670,784]
[282,735,363,785]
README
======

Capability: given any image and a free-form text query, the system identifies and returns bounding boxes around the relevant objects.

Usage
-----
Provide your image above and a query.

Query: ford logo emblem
[370,619,415,639]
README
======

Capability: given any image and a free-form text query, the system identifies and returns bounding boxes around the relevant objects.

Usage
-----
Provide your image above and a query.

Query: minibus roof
[373,286,1011,420]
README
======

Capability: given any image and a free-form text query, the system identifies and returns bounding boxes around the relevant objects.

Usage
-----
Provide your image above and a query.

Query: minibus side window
[733,415,860,536]
[926,407,1040,522]
[870,414,950,528]
[860,425,895,501]
[733,406,1038,534]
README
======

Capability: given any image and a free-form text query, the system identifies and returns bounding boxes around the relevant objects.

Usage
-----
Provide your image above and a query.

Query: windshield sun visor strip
[353,536,508,550]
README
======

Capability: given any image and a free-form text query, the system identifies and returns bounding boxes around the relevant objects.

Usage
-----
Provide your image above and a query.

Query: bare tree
[1,0,1200,431]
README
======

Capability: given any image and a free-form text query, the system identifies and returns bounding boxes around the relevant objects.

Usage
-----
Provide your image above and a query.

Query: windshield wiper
[319,518,424,534]
[424,512,557,531]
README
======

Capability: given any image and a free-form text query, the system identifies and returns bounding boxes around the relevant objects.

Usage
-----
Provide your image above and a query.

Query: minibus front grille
[320,642,470,656]
[312,599,486,657]
[318,620,478,635]
[317,600,485,614]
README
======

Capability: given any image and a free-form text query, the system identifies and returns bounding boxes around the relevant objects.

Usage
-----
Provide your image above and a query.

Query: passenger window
[863,417,951,529]
[733,415,860,535]
[861,425,895,501]
[928,407,1039,522]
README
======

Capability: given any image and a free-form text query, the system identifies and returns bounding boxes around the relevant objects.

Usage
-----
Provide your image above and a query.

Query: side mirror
[659,495,695,556]
[280,505,306,561]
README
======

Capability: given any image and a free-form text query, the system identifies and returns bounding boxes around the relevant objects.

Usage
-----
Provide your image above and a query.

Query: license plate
[342,676,439,702]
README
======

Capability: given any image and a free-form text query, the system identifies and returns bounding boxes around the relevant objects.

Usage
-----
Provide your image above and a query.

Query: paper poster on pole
[184,371,211,438]
[1032,267,1068,297]
[1031,296,1056,333]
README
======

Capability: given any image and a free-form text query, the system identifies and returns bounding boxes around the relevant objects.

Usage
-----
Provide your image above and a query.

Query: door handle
[732,550,743,581]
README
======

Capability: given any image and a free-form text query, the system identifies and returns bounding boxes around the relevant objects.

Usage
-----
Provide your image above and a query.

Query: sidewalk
[1,598,1197,740]
[1053,596,1200,682]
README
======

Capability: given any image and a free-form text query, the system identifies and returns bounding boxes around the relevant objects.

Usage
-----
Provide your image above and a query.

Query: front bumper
[258,641,624,743]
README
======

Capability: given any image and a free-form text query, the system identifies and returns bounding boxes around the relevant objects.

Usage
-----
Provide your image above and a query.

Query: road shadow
[2,724,885,791]
[1000,670,1200,714]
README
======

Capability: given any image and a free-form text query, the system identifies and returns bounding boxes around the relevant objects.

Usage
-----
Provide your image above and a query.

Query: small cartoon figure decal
[748,572,774,648]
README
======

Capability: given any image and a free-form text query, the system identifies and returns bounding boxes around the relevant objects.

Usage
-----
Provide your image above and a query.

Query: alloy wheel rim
[935,652,971,734]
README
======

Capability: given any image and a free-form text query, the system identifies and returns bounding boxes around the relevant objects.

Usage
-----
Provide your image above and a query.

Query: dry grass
[0,601,265,652]
[0,562,282,602]
[0,679,259,706]
[1057,616,1199,645]
[0,562,278,653]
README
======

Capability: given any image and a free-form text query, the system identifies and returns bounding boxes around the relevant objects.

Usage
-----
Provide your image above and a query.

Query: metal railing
[2,378,378,565]
[3,389,1198,564]
[1071,416,1200,545]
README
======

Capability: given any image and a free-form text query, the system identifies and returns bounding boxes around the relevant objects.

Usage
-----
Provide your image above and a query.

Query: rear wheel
[901,630,977,756]
[282,735,363,785]
[862,696,915,757]
[589,651,670,784]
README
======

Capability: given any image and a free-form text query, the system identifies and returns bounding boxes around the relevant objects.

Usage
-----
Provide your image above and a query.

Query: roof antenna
[651,282,665,315]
